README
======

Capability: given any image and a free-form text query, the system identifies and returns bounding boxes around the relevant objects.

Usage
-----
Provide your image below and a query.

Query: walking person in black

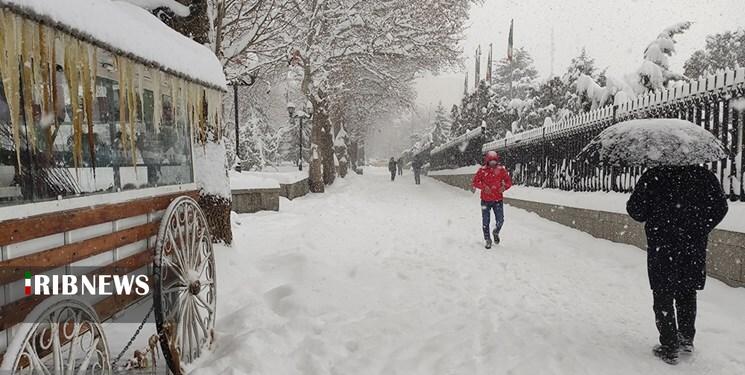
[626,165,728,365]
[411,157,423,185]
[388,157,397,181]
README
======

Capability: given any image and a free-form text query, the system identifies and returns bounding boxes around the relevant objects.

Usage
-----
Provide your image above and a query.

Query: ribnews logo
[23,271,150,296]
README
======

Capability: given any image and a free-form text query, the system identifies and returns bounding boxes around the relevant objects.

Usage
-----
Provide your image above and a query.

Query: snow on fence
[467,67,745,201]
[428,125,486,170]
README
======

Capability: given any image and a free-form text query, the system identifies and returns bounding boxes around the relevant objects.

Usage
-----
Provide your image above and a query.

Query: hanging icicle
[37,24,54,154]
[0,10,24,170]
[80,41,97,171]
[152,69,162,133]
[169,75,178,128]
[126,58,137,167]
[20,16,38,152]
[63,34,83,169]
[116,54,129,166]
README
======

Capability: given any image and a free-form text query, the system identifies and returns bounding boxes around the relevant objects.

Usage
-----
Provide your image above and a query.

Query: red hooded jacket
[472,151,513,202]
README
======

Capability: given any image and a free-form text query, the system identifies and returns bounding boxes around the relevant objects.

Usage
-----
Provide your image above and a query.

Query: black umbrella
[575,119,727,167]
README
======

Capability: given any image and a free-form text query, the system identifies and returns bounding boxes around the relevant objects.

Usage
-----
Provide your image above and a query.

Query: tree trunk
[308,144,324,193]
[311,99,336,186]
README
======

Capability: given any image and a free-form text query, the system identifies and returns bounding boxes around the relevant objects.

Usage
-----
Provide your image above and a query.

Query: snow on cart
[0,0,226,373]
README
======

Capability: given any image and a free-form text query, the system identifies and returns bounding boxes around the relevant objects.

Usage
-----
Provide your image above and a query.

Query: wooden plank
[0,222,159,286]
[0,190,198,246]
[0,248,153,331]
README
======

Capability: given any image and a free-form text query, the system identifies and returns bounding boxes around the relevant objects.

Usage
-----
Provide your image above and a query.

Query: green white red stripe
[24,271,32,295]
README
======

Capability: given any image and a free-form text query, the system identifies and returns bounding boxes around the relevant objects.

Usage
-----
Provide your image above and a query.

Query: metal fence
[482,67,745,201]
[428,67,745,201]
[428,126,486,170]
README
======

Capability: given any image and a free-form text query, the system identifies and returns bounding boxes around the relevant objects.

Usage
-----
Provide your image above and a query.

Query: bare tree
[286,0,474,189]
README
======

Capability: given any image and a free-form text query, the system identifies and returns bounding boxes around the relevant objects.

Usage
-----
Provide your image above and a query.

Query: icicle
[136,64,144,125]
[80,41,97,171]
[195,85,205,142]
[184,79,193,144]
[0,10,24,169]
[38,24,54,153]
[116,55,129,162]
[169,75,178,126]
[152,70,161,133]
[49,28,60,148]
[63,34,82,169]
[20,16,38,152]
[127,59,137,167]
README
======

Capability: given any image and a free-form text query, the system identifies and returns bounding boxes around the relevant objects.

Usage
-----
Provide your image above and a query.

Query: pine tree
[239,106,280,171]
[684,29,745,78]
[562,48,599,114]
[449,104,463,139]
[430,102,450,147]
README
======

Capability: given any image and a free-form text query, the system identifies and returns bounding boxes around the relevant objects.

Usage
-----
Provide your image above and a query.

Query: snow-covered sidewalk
[191,167,745,375]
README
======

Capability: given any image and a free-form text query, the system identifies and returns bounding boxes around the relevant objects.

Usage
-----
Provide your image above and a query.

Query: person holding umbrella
[577,119,729,365]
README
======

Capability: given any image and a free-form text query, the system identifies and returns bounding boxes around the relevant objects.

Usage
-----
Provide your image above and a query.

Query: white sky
[415,0,744,109]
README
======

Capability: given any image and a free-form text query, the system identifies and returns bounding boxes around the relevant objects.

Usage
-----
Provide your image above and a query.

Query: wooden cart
[0,0,227,373]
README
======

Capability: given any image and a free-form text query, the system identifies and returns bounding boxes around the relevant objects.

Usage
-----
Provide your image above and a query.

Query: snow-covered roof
[0,0,227,91]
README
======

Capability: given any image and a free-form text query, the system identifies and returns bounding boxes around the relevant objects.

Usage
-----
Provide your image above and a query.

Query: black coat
[412,159,423,172]
[626,166,728,292]
[388,159,397,172]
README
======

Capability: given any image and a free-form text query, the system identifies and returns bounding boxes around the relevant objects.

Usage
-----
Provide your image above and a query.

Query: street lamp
[229,74,257,162]
[288,102,311,171]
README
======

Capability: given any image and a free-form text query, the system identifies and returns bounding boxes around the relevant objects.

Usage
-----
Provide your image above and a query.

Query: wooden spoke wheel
[1,298,111,375]
[154,196,216,375]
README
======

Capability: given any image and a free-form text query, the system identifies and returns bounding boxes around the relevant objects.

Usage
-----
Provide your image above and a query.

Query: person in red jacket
[472,151,513,248]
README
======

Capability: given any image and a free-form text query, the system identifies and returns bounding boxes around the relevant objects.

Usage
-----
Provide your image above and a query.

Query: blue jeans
[481,200,504,240]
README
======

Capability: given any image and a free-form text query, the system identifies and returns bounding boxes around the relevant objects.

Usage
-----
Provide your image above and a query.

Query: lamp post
[287,102,311,171]
[287,103,299,170]
[228,75,257,163]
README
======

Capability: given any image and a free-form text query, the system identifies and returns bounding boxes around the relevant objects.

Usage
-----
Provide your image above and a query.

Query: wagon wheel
[1,298,111,375]
[154,196,216,375]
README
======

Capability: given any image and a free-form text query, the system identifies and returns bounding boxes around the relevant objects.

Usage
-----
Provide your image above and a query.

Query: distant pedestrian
[627,165,728,365]
[471,151,512,249]
[412,157,423,185]
[397,158,404,176]
[388,157,397,181]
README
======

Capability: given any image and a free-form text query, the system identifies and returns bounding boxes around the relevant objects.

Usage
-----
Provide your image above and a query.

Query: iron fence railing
[431,67,745,201]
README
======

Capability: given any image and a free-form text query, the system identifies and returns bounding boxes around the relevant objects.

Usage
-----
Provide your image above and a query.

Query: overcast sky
[415,0,744,109]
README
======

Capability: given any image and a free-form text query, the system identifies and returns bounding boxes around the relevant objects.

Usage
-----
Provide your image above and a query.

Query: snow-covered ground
[183,167,745,374]
[230,170,281,190]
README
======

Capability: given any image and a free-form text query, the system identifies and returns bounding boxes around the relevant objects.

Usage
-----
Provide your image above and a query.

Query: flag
[486,43,493,84]
[464,72,468,95]
[507,19,514,62]
[474,46,481,89]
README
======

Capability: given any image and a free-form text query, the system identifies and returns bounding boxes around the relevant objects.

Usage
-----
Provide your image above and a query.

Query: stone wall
[429,173,745,288]
[280,178,309,200]
[232,188,280,213]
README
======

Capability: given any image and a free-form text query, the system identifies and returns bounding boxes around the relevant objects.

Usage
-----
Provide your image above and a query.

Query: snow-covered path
[192,168,745,375]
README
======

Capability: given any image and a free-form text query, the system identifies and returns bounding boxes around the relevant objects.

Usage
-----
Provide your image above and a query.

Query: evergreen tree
[684,29,745,78]
[430,102,450,147]
[487,48,539,136]
[562,48,599,114]
[491,47,539,101]
[449,104,463,139]
[239,106,280,171]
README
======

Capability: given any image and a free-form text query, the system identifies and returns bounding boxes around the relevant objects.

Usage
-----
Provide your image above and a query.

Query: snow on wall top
[0,0,227,91]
